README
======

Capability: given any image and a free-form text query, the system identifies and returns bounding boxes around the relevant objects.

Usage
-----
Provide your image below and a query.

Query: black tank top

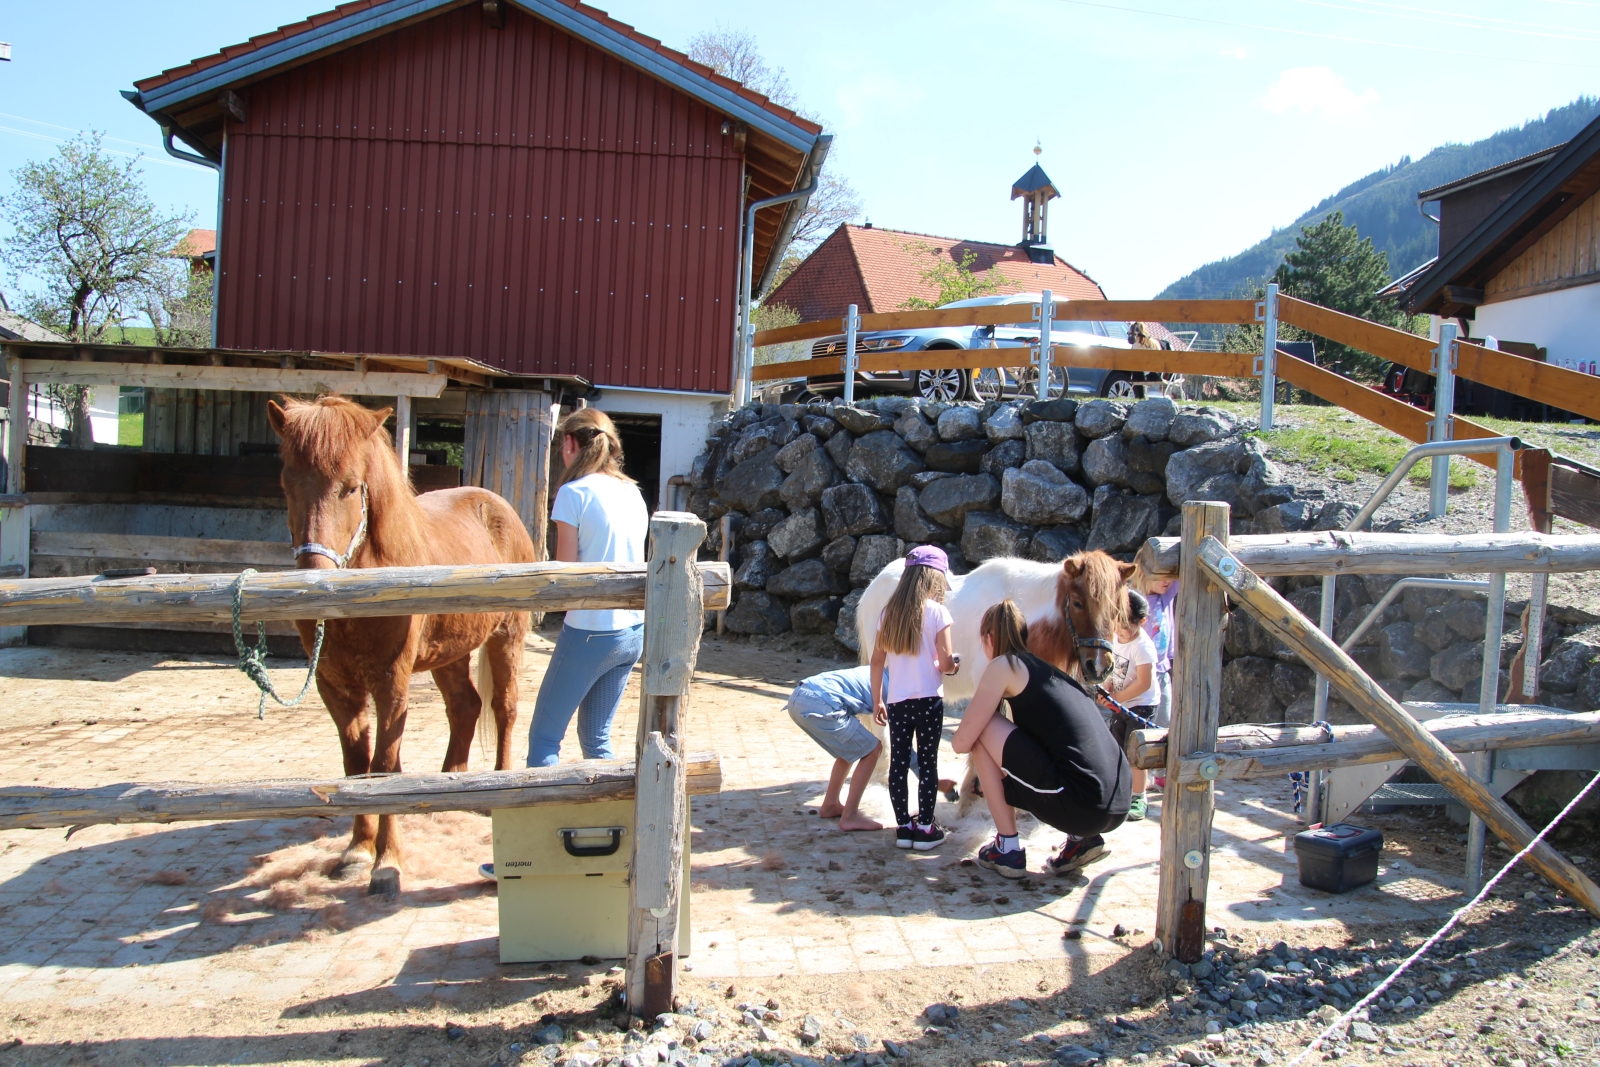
[1006,652,1130,814]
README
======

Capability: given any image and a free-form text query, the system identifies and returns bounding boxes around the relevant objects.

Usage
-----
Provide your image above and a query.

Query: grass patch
[1251,421,1478,491]
[118,412,144,447]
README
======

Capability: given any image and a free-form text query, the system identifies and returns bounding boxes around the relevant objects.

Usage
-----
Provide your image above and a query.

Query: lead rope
[1290,720,1336,816]
[231,567,325,720]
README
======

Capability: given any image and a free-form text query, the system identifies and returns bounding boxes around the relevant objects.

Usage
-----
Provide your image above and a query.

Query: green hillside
[1158,97,1600,302]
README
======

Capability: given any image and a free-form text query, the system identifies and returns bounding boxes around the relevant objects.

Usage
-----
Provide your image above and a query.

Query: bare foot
[818,802,845,819]
[838,812,883,831]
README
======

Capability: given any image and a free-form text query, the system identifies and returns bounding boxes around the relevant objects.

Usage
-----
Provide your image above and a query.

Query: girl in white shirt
[870,546,958,851]
[1097,590,1158,821]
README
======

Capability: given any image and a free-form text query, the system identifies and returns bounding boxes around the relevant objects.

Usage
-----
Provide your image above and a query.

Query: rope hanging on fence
[1283,768,1600,1067]
[231,568,324,720]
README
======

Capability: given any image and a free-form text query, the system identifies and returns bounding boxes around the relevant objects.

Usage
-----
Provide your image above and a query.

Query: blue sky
[3,0,1599,303]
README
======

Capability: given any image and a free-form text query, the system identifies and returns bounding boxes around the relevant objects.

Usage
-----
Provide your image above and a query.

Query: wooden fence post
[626,512,707,1020]
[1156,501,1229,961]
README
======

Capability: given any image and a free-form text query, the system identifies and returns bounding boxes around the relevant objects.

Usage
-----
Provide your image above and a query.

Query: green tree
[898,241,1013,310]
[1224,211,1425,381]
[0,132,193,444]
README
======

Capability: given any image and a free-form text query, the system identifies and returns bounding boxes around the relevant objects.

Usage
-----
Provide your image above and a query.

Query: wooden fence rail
[0,560,733,627]
[752,345,1256,383]
[0,754,723,831]
[1137,530,1600,579]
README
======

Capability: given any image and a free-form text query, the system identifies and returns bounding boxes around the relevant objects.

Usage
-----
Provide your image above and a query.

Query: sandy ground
[0,627,1595,1067]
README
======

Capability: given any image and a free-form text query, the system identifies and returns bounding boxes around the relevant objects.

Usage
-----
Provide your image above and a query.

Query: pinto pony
[856,553,1134,809]
[268,396,538,897]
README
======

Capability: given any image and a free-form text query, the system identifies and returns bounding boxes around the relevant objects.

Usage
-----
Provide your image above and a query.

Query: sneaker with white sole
[911,823,947,851]
[1125,794,1148,821]
[976,838,1028,879]
[1047,834,1109,876]
[895,825,914,850]
[478,862,496,881]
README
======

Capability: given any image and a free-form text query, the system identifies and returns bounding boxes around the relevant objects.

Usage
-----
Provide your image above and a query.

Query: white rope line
[1284,770,1600,1067]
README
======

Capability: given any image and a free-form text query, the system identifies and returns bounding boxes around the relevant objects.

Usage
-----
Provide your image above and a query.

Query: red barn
[126,0,828,500]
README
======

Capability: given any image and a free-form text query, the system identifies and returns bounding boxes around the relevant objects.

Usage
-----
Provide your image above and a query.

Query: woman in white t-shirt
[526,408,649,767]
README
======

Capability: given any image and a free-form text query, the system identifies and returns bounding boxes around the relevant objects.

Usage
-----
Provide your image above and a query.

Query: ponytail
[556,407,633,489]
[981,599,1030,664]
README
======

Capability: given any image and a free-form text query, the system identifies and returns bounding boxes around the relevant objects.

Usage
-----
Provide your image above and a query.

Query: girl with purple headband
[870,545,959,851]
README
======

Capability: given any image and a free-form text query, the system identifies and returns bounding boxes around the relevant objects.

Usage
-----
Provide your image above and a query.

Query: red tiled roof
[767,224,1106,321]
[131,0,821,137]
[175,228,216,257]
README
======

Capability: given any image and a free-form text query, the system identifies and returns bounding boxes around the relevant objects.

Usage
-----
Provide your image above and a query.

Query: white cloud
[1220,45,1248,60]
[834,73,928,129]
[1262,67,1379,119]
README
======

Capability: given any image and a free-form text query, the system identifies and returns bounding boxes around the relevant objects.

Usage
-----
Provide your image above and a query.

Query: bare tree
[687,27,861,268]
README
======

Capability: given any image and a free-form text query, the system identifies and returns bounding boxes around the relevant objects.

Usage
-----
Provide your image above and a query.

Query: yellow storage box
[492,798,689,964]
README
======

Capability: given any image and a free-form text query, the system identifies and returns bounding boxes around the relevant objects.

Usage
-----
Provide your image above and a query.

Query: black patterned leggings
[887,696,943,827]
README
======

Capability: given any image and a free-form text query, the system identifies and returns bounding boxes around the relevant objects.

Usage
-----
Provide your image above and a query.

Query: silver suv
[800,292,1140,403]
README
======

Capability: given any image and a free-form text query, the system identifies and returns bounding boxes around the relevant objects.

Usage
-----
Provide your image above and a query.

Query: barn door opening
[606,412,662,512]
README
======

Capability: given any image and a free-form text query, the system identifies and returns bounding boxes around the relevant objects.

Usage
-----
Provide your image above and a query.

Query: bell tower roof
[1012,145,1060,263]
[1010,163,1060,201]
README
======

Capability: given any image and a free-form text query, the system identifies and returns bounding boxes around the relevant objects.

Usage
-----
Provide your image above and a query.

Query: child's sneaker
[1126,794,1148,821]
[976,838,1028,879]
[1047,834,1109,875]
[895,825,914,849]
[911,823,947,851]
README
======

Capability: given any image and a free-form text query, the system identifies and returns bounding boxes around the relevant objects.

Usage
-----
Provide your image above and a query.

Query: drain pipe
[736,177,822,409]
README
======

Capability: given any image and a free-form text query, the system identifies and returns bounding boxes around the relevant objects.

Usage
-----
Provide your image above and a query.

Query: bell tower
[1012,143,1060,265]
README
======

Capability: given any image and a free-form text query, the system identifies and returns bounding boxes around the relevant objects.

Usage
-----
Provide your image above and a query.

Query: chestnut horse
[268,396,538,896]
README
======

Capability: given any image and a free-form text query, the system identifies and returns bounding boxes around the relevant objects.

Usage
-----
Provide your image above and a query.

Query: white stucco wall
[1472,283,1600,371]
[590,387,727,510]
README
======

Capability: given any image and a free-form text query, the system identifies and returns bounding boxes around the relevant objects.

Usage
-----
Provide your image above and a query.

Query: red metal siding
[218,3,742,392]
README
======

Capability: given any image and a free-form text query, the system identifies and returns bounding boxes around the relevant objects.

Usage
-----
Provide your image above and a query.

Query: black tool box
[1293,823,1383,893]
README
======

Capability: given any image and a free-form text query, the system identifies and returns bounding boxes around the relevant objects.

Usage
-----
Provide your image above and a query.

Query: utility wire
[1051,0,1600,68]
[1334,0,1600,31]
[0,125,211,172]
[1276,0,1600,43]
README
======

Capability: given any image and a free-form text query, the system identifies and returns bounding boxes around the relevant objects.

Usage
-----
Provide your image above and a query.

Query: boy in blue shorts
[787,667,885,832]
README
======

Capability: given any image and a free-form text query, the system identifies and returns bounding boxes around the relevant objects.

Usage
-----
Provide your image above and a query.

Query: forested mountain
[1157,97,1600,300]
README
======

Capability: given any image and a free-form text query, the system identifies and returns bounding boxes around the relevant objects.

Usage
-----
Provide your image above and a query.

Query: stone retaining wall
[685,395,1599,722]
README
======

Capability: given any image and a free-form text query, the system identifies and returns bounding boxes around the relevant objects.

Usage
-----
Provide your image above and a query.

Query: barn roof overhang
[1406,111,1600,318]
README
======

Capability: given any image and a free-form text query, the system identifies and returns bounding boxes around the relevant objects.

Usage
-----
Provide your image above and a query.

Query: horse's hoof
[368,867,401,899]
[335,850,374,880]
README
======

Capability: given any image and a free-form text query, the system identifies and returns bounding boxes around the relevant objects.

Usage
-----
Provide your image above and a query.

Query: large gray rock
[835,588,866,652]
[733,540,779,589]
[936,405,982,442]
[832,405,890,435]
[774,433,820,474]
[1023,397,1079,424]
[741,507,786,543]
[1166,407,1237,447]
[1461,669,1511,705]
[824,428,853,471]
[985,404,1026,441]
[962,512,1032,562]
[1075,399,1128,439]
[1254,499,1319,534]
[1405,678,1459,703]
[1379,622,1433,680]
[920,473,1001,527]
[910,469,953,488]
[1025,420,1082,474]
[729,422,780,465]
[821,535,857,573]
[1415,605,1456,652]
[802,414,840,440]
[1271,661,1314,707]
[720,446,786,513]
[1431,641,1486,691]
[1539,625,1600,692]
[820,483,888,540]
[1226,609,1292,661]
[1221,656,1282,725]
[768,507,824,561]
[766,559,848,599]
[724,591,791,635]
[1163,437,1246,506]
[791,596,843,635]
[1002,461,1090,525]
[894,485,955,543]
[851,534,901,587]
[894,409,938,454]
[924,439,989,473]
[1126,435,1177,476]
[1082,435,1132,487]
[779,445,842,511]
[980,437,1027,477]
[1027,525,1086,563]
[1187,472,1252,514]
[1123,397,1176,441]
[845,431,924,492]
[1086,487,1160,554]
[1443,599,1487,640]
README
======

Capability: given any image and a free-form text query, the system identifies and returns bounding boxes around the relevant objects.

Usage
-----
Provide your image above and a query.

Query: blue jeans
[527,622,644,767]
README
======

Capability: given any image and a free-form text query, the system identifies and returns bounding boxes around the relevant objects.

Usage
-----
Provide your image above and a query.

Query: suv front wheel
[1100,372,1138,399]
[915,367,969,403]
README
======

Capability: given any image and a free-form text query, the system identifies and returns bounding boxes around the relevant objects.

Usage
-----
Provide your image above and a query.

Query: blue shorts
[787,689,881,763]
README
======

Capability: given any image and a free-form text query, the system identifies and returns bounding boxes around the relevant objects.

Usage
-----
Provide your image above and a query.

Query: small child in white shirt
[1096,590,1158,821]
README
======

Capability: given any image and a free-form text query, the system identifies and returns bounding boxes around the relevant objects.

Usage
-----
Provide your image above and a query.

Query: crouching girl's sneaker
[1047,834,1109,875]
[976,838,1027,879]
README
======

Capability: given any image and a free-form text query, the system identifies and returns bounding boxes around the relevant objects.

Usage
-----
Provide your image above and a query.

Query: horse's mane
[1027,551,1130,676]
[275,396,427,565]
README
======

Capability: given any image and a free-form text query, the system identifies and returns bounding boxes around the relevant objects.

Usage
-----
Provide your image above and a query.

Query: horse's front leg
[367,664,413,899]
[317,668,378,876]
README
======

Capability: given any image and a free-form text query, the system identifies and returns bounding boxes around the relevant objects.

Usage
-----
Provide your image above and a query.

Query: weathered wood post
[394,393,413,467]
[1,348,28,647]
[1155,501,1229,961]
[627,512,707,1019]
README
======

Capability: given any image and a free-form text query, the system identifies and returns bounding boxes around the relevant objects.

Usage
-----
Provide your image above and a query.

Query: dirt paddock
[0,626,1596,1067]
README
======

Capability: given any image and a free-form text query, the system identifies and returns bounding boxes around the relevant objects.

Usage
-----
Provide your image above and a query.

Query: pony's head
[1028,551,1136,685]
[267,396,404,569]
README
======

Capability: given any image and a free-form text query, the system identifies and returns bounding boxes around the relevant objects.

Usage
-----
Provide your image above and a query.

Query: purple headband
[905,545,949,573]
